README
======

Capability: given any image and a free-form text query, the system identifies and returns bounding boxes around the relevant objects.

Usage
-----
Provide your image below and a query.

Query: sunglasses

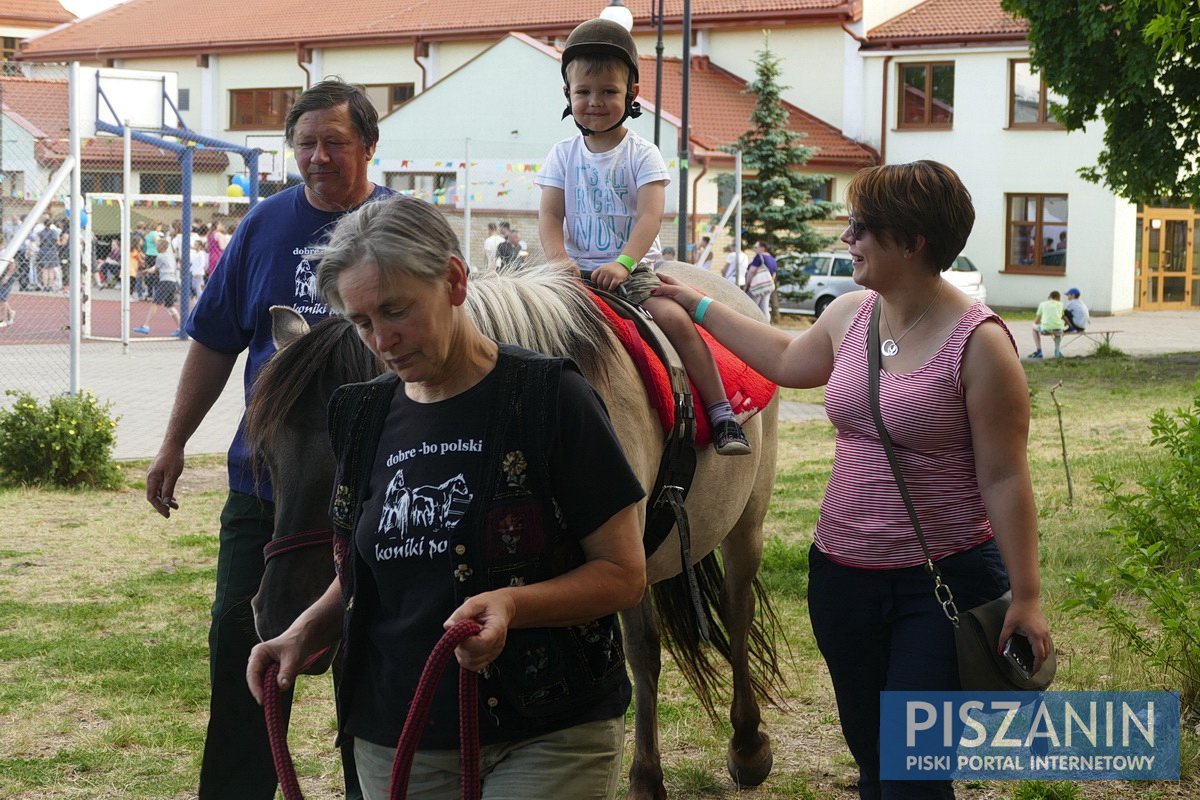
[847,216,869,239]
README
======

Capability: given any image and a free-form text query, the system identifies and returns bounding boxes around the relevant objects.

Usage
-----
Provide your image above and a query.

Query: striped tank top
[813,292,1014,569]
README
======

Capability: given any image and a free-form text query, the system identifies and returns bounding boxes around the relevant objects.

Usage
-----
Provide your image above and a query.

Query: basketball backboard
[244,134,289,182]
[76,67,178,135]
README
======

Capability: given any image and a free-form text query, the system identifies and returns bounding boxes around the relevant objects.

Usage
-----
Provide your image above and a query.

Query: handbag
[866,299,1055,692]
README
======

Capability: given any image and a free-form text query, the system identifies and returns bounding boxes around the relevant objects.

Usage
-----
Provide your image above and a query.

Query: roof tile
[643,55,876,168]
[0,0,74,25]
[867,0,1028,42]
[21,0,850,58]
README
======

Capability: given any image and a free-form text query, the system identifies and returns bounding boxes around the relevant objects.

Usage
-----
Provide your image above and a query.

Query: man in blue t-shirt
[144,79,392,800]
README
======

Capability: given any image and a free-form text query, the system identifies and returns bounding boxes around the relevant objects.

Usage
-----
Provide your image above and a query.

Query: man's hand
[146,445,184,518]
[592,262,632,292]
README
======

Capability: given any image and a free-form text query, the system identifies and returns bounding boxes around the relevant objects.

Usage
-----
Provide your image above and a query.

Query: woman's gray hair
[316,195,465,311]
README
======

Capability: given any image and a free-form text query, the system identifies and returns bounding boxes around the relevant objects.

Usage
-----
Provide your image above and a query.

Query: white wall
[707,26,848,128]
[862,0,928,32]
[322,45,426,91]
[865,48,1134,313]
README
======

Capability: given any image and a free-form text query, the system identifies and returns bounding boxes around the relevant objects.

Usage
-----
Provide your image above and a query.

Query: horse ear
[270,305,310,349]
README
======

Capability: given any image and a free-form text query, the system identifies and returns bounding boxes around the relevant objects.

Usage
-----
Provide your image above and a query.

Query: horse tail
[650,553,788,723]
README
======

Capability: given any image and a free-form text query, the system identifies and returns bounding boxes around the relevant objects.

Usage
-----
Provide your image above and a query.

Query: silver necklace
[880,282,942,357]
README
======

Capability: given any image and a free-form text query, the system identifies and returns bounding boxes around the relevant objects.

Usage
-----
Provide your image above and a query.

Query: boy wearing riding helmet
[536,18,752,455]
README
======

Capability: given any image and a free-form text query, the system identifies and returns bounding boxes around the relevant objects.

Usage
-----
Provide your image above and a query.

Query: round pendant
[881,339,899,357]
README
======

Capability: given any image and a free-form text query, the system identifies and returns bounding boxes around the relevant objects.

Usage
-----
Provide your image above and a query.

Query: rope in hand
[263,619,484,800]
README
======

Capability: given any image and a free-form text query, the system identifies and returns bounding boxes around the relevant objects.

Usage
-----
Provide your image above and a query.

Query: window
[81,172,123,193]
[897,62,954,128]
[389,84,415,111]
[362,84,416,115]
[384,171,457,201]
[1005,194,1068,273]
[810,178,834,203]
[230,88,301,130]
[1,37,21,76]
[1009,60,1064,128]
[140,173,182,194]
[1,170,24,198]
[177,88,190,112]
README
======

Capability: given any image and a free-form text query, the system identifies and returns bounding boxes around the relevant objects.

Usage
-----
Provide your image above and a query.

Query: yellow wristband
[616,254,637,272]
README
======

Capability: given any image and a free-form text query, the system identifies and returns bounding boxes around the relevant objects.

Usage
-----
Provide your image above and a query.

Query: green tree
[718,34,836,260]
[1003,0,1200,203]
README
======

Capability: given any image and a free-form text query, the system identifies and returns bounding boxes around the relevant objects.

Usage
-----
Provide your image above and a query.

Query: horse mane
[246,265,618,456]
[245,316,384,456]
[464,263,620,384]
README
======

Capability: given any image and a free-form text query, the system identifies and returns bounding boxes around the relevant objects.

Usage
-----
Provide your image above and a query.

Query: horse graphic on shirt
[294,258,317,300]
[378,471,473,540]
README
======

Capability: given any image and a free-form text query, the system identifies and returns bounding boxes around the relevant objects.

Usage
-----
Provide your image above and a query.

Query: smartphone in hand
[1003,634,1035,678]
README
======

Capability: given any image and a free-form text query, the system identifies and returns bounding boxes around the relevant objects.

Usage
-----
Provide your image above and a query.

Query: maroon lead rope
[264,619,484,800]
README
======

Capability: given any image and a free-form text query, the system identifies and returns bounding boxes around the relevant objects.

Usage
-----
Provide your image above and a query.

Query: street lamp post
[677,0,691,257]
[650,0,664,148]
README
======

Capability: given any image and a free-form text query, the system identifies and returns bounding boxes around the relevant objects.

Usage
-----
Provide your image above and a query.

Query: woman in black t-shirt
[248,195,646,800]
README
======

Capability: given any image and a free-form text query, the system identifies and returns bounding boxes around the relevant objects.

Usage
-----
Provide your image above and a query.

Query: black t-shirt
[346,364,644,748]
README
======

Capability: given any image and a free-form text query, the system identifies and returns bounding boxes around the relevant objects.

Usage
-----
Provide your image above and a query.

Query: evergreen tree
[718,34,837,313]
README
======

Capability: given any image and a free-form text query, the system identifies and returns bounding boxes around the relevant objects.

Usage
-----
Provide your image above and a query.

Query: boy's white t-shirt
[536,129,670,270]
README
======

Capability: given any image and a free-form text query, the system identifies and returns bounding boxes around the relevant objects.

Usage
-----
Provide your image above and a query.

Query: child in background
[535,18,750,455]
[1030,290,1066,359]
[189,236,208,301]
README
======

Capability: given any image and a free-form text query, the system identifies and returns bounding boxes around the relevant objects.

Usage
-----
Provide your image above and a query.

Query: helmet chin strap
[562,96,643,137]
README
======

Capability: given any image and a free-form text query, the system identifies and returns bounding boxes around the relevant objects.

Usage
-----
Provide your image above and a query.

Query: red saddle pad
[590,292,777,446]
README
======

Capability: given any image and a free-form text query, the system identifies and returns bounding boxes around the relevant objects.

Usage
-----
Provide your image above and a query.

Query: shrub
[1009,781,1082,800]
[0,390,123,489]
[1065,396,1200,712]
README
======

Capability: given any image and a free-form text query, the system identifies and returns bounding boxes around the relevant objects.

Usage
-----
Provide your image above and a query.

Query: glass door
[1140,212,1194,309]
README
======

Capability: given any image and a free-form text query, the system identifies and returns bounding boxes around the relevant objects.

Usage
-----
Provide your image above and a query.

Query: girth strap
[590,287,707,641]
[263,528,334,563]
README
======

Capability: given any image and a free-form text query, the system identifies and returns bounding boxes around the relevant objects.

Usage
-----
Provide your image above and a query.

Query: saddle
[589,288,776,640]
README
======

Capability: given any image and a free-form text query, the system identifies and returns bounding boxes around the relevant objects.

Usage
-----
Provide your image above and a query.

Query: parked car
[777,252,986,317]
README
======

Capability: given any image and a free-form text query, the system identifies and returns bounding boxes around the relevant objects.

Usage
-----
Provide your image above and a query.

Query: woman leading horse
[247,195,647,799]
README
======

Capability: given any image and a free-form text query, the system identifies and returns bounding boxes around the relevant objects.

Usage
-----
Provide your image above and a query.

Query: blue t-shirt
[750,252,778,276]
[185,183,394,498]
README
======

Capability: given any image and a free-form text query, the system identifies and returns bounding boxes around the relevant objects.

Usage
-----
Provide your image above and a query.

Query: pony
[245,262,785,800]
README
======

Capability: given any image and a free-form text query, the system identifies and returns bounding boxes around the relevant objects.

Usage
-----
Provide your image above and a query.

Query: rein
[263,619,484,800]
[263,528,333,563]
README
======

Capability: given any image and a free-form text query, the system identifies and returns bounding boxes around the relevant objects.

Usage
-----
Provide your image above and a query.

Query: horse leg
[720,524,774,788]
[621,595,667,800]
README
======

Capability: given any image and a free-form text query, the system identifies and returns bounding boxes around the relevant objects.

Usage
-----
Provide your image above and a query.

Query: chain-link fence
[0,70,733,462]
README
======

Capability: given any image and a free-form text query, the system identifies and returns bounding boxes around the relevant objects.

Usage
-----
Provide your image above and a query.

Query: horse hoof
[727,734,773,788]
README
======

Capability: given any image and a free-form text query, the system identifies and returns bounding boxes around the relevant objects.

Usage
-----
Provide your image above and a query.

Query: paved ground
[777,310,1200,424]
[2,285,1199,460]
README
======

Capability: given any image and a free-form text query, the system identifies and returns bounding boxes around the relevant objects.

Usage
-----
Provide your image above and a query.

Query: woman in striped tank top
[653,160,1052,800]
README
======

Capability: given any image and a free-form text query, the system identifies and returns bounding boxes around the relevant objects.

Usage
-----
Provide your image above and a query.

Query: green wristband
[694,296,713,324]
[616,254,637,272]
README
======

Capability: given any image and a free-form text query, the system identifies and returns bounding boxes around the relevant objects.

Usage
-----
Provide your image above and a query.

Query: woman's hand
[444,590,516,673]
[650,272,703,316]
[247,628,309,705]
[998,597,1053,675]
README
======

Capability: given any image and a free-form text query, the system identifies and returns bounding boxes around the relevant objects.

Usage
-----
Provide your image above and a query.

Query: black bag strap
[867,298,961,625]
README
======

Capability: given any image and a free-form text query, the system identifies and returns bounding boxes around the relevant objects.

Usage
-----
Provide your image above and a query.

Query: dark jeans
[199,491,361,800]
[808,540,1011,800]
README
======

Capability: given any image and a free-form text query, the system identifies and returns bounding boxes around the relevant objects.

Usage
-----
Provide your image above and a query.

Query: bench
[1059,329,1122,351]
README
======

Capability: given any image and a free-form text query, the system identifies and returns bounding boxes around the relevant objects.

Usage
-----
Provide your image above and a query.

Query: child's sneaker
[1027,350,1043,359]
[134,326,150,334]
[713,419,751,456]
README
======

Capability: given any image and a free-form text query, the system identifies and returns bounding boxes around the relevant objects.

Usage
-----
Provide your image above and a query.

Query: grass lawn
[0,353,1197,798]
